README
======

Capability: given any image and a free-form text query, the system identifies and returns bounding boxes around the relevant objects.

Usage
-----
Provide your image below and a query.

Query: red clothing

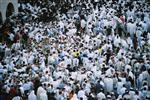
[14,33,20,43]
[8,87,17,100]
[120,16,125,23]
[9,87,17,96]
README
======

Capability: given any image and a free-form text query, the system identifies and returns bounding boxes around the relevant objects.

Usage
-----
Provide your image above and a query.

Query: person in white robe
[28,90,37,100]
[37,86,48,100]
[97,91,106,100]
[126,21,136,40]
[77,89,87,100]
[103,76,113,92]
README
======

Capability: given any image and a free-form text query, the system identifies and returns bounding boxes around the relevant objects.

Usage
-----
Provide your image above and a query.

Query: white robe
[126,22,136,36]
[97,92,106,100]
[37,87,48,100]
[81,19,86,29]
[28,91,37,100]
[77,90,87,100]
[71,94,78,100]
[39,92,48,100]
[117,81,124,94]
[104,77,113,92]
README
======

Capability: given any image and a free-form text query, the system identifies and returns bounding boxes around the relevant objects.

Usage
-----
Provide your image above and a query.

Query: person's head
[107,95,111,99]
[143,81,148,86]
[148,68,150,74]
[48,83,50,87]
[70,90,74,95]
[143,87,147,91]
[80,97,83,100]
[59,90,62,95]
[123,84,126,87]
[135,90,139,95]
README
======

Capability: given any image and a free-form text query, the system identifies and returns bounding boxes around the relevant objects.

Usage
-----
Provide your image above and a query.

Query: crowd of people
[0,0,150,100]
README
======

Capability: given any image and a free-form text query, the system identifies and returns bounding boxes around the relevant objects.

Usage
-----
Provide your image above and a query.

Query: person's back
[97,92,106,100]
[56,91,64,100]
[80,19,86,32]
[120,85,126,95]
[147,19,150,33]
[133,91,140,100]
[126,22,134,38]
[78,89,85,98]
[40,92,48,100]
[28,91,37,100]
[37,86,45,100]
[12,96,22,100]
[142,69,150,87]
[131,22,136,33]
[117,80,124,94]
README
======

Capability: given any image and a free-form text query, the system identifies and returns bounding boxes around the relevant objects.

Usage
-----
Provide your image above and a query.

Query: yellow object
[98,48,102,54]
[73,51,80,57]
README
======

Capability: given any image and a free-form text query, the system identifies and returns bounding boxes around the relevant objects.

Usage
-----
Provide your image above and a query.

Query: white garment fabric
[28,91,37,100]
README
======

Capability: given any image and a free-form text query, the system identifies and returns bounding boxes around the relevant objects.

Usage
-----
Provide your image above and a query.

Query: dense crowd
[0,0,150,100]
